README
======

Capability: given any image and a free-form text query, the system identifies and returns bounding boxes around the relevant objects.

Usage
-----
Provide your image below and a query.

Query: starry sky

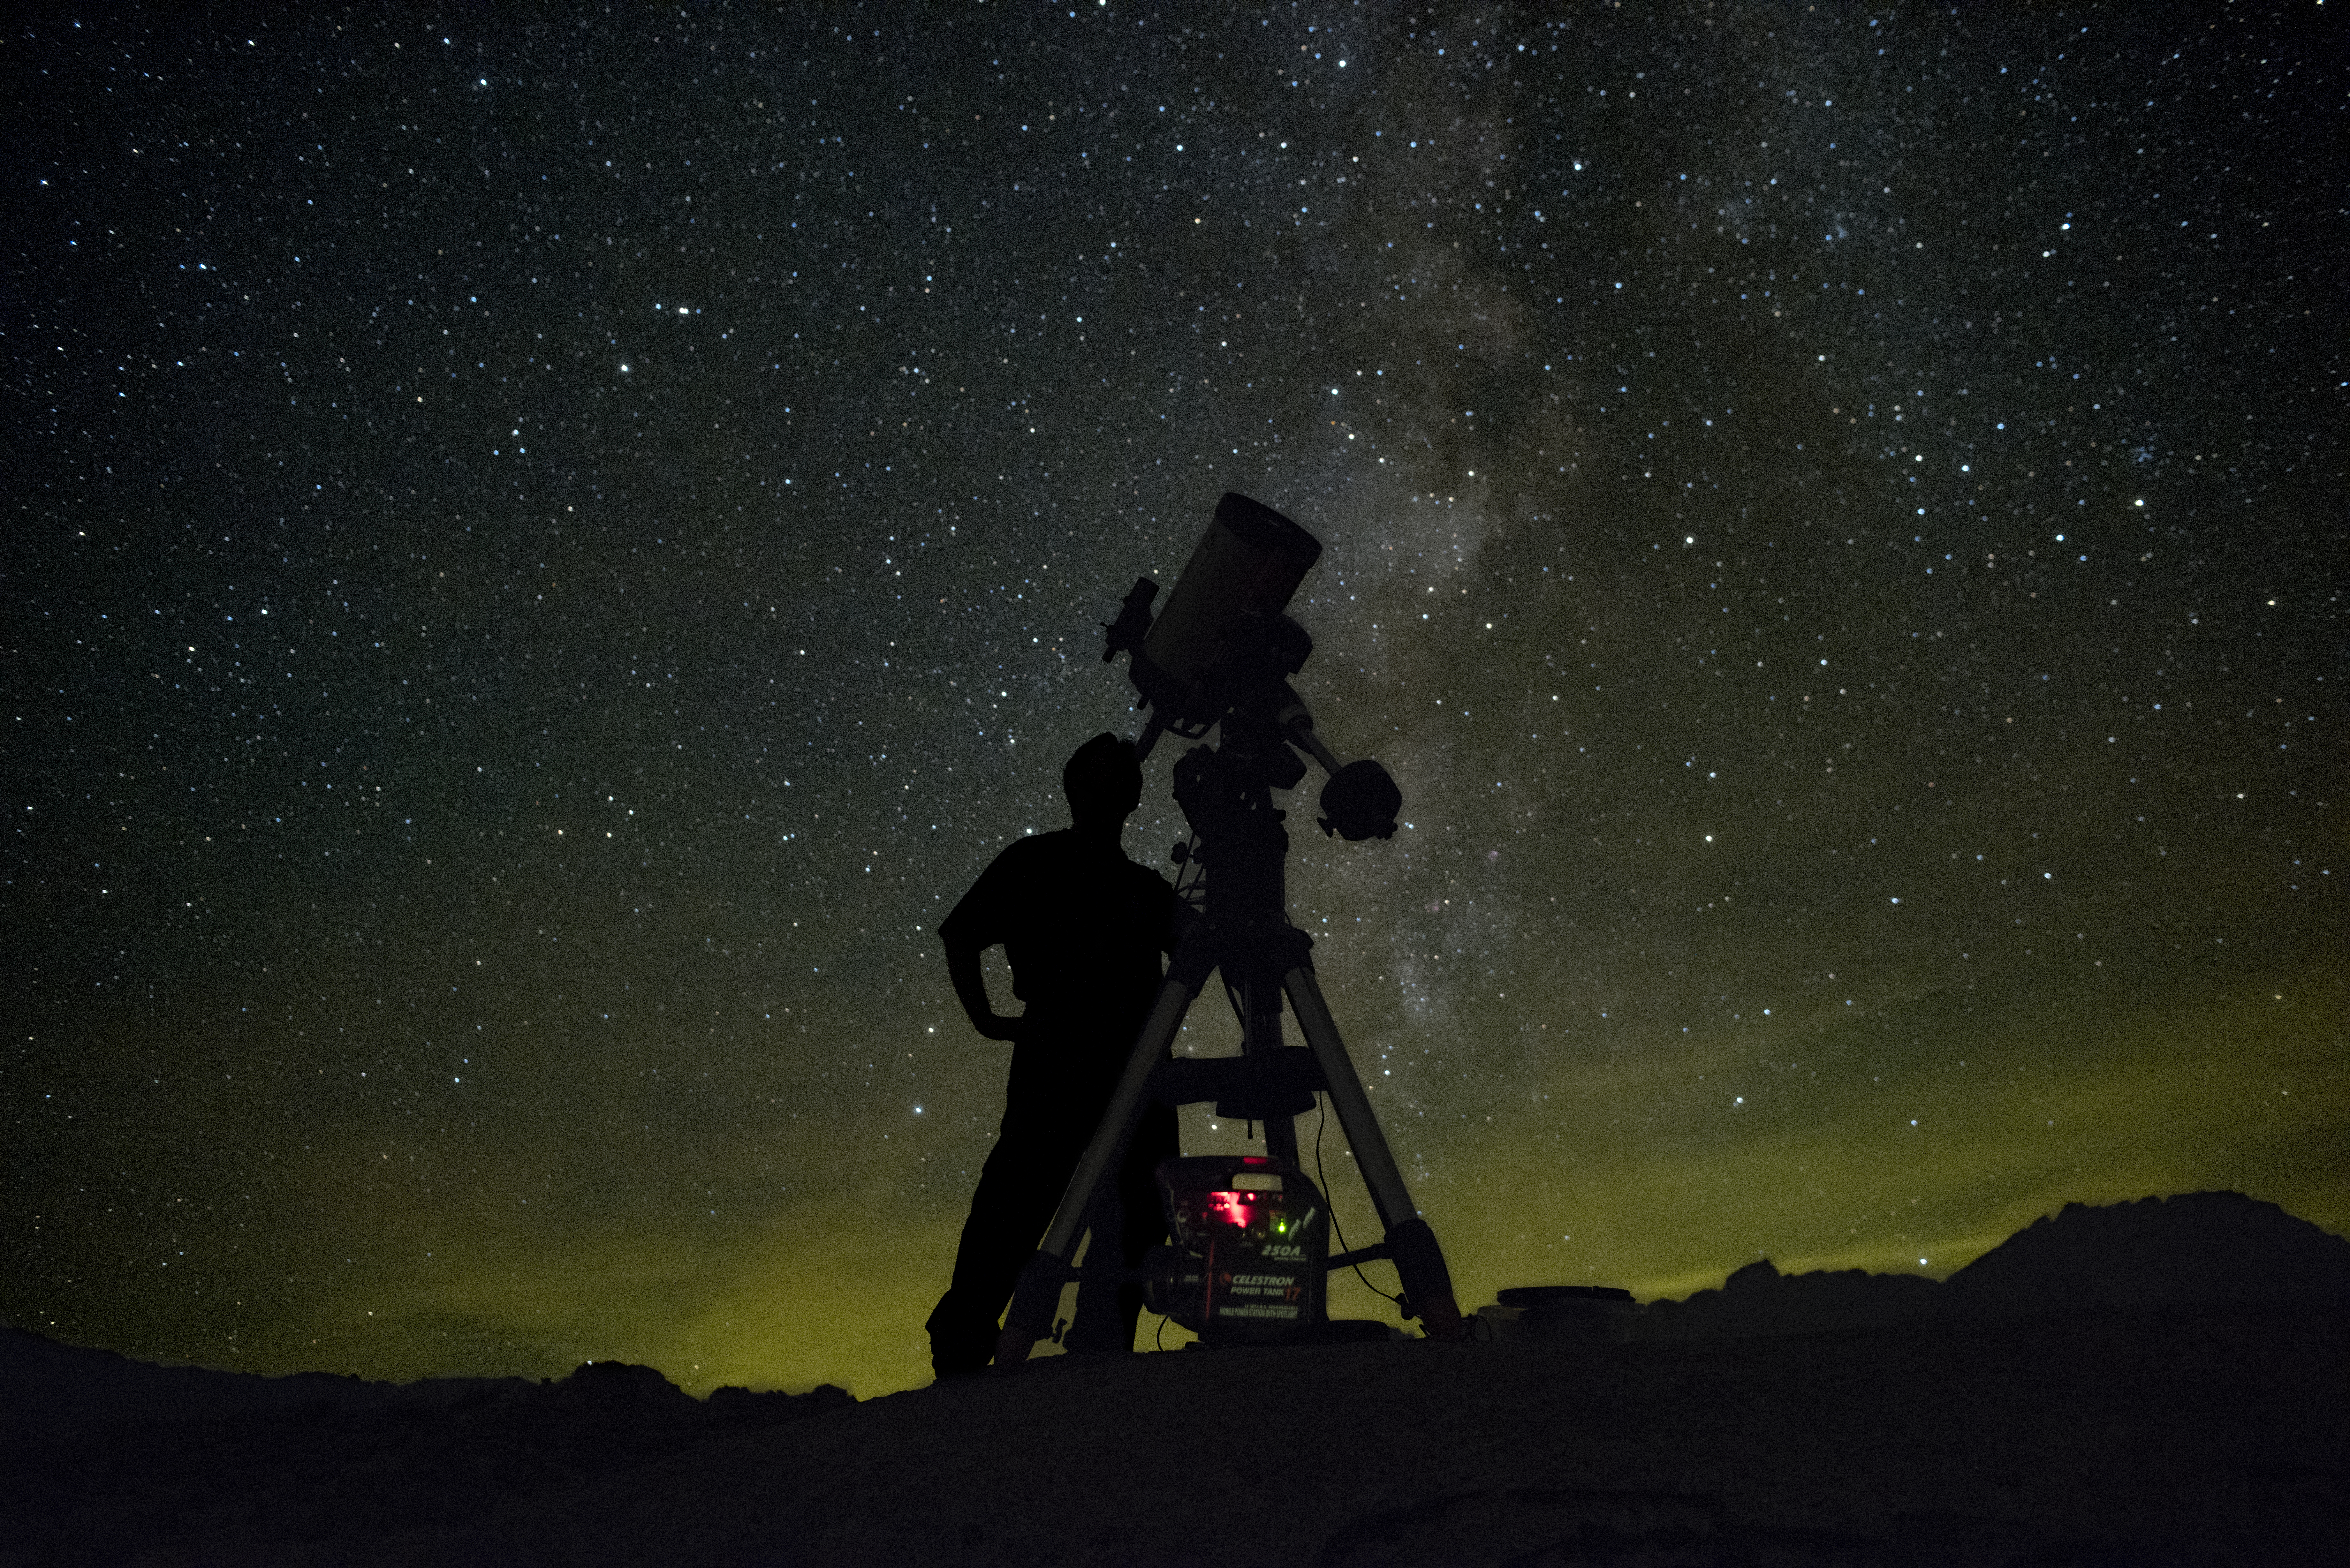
[7,4,2341,1398]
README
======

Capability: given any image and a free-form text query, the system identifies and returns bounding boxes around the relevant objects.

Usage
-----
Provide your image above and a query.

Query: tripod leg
[995,934,1213,1368]
[1281,966,1466,1341]
[1241,974,1300,1164]
[1060,1181,1126,1353]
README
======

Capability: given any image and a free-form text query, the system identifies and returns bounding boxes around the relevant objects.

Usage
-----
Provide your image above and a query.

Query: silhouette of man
[925,732,1184,1377]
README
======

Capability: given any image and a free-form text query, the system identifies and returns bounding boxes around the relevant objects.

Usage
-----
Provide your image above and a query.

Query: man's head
[1063,732,1143,831]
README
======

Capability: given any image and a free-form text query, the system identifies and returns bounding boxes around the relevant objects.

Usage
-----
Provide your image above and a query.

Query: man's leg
[1113,1099,1181,1349]
[926,1107,1088,1377]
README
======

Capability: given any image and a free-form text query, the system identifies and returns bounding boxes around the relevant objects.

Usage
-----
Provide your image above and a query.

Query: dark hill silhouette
[0,1326,852,1439]
[1941,1190,2350,1316]
[0,1324,537,1436]
[0,1352,853,1561]
[1636,1190,2350,1341]
[2,1192,2342,1564]
[1635,1257,1941,1340]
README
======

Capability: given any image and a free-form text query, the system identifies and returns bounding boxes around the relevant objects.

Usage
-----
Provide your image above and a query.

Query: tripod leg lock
[996,1248,1073,1368]
[1385,1217,1464,1339]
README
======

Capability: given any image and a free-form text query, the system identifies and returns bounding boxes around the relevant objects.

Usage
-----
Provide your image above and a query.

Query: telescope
[993,494,1465,1364]
[1102,491,1402,842]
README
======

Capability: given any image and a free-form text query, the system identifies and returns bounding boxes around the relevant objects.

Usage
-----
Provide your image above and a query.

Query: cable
[1315,1092,1404,1310]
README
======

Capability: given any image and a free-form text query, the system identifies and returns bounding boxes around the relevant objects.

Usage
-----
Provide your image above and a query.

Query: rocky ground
[4,1303,2342,1567]
[9,1194,2344,1565]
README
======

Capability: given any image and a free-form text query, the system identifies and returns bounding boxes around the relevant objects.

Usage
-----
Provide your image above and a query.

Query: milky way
[7,5,2339,1396]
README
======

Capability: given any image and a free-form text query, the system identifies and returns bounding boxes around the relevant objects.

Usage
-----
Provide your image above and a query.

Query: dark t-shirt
[939,830,1178,1112]
[940,829,1177,1023]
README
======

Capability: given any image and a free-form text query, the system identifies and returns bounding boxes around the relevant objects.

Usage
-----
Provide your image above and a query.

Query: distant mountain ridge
[1637,1190,2350,1341]
[0,1327,538,1436]
[6,1192,2344,1425]
[0,1330,851,1440]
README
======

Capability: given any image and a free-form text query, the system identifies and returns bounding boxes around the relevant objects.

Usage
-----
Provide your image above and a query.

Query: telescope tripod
[994,738,1465,1366]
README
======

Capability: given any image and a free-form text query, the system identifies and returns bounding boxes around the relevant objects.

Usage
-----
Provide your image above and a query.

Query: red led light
[1206,1190,1256,1229]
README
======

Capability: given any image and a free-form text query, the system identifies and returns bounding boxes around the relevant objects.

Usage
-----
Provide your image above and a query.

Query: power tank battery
[1145,1154,1329,1345]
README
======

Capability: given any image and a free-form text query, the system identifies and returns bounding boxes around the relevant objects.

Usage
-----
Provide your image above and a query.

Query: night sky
[7,4,2341,1399]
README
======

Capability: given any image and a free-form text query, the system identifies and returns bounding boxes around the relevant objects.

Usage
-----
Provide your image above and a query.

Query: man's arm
[942,931,1024,1042]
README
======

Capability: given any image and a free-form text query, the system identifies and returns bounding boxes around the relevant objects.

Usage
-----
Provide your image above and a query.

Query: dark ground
[4,1303,2341,1567]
